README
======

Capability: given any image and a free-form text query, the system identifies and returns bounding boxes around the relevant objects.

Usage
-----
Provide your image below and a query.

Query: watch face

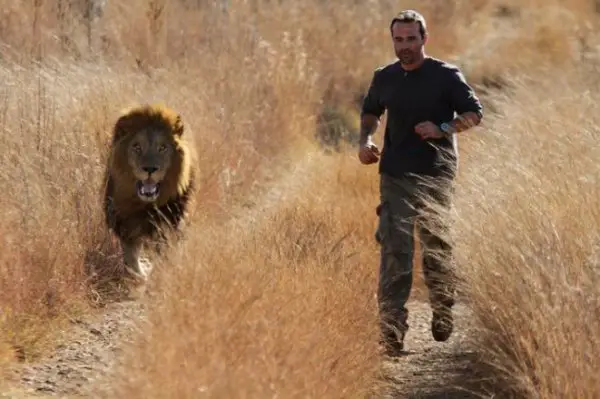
[441,123,455,135]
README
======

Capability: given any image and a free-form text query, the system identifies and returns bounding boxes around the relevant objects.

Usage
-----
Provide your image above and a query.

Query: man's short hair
[389,10,427,38]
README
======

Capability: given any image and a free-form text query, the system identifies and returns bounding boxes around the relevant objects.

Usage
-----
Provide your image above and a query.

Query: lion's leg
[122,239,150,283]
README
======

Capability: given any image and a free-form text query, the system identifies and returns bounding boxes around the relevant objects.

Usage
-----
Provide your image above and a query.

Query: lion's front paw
[138,257,153,277]
[124,257,153,284]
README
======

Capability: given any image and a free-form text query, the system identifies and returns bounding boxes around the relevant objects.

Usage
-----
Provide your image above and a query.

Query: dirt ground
[5,299,492,399]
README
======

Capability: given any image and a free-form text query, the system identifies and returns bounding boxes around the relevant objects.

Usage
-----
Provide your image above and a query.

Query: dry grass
[0,0,324,364]
[104,152,388,398]
[436,70,600,398]
[0,0,390,393]
[2,0,600,397]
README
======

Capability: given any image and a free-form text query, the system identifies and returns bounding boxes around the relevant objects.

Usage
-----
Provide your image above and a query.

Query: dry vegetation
[1,0,600,397]
[103,153,385,398]
[443,71,600,398]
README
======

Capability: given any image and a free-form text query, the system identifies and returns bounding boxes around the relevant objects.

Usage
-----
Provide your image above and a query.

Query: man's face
[391,21,426,65]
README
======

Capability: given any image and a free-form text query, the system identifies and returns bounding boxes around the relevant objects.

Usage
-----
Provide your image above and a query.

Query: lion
[102,104,197,283]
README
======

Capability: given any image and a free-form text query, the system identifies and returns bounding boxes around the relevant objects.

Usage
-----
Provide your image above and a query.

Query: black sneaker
[431,307,453,342]
[380,332,405,358]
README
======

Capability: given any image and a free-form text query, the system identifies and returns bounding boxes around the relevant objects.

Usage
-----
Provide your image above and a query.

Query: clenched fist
[415,121,445,140]
[358,142,380,165]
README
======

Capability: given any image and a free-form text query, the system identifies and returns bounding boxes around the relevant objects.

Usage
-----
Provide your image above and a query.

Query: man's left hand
[415,121,445,140]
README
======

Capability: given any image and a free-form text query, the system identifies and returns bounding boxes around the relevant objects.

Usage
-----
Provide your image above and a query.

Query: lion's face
[127,128,176,203]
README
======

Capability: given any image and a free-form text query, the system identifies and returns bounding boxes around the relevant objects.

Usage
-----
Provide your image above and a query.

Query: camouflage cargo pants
[375,172,456,344]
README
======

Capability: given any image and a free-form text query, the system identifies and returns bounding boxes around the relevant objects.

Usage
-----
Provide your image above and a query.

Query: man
[359,9,483,357]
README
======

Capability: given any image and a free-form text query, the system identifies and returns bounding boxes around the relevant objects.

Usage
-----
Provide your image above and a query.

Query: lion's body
[103,104,197,281]
[103,176,195,244]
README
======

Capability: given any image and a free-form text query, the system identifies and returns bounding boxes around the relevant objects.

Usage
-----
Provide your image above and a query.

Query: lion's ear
[173,115,184,137]
[113,112,136,143]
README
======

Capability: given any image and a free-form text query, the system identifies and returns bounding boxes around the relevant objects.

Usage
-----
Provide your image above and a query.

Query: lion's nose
[143,166,158,174]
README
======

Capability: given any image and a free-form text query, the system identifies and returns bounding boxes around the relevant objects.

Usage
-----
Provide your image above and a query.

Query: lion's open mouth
[136,180,160,202]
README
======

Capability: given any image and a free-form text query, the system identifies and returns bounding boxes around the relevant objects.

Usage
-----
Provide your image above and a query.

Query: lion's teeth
[141,184,158,195]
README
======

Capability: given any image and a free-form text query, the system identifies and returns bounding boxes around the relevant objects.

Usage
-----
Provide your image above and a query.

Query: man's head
[389,10,427,67]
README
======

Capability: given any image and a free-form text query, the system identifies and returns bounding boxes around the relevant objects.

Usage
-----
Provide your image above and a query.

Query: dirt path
[7,302,145,398]
[380,301,488,399]
[7,301,485,398]
[4,153,490,398]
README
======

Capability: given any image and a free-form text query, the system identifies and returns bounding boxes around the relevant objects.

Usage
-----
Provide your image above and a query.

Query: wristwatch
[439,122,456,137]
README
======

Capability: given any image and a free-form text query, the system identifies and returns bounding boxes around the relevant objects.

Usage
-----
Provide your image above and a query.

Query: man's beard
[397,49,417,64]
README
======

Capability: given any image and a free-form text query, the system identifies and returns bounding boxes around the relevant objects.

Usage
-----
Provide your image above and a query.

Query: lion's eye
[133,143,142,153]
[158,144,167,152]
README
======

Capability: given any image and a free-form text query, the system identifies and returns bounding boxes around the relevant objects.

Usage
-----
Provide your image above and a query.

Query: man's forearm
[449,111,482,133]
[359,114,380,146]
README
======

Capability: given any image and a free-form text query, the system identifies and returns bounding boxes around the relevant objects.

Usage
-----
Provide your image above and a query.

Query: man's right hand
[358,142,380,165]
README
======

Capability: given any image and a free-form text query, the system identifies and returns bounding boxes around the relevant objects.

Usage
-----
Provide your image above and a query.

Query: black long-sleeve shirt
[361,56,483,178]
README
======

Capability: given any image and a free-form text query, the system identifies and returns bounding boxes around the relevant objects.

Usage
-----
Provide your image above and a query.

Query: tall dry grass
[103,152,388,398]
[3,0,600,397]
[438,69,600,397]
[0,0,332,366]
[0,0,397,393]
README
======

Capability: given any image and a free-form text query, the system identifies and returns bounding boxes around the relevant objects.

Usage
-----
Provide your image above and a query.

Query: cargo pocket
[375,201,390,245]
